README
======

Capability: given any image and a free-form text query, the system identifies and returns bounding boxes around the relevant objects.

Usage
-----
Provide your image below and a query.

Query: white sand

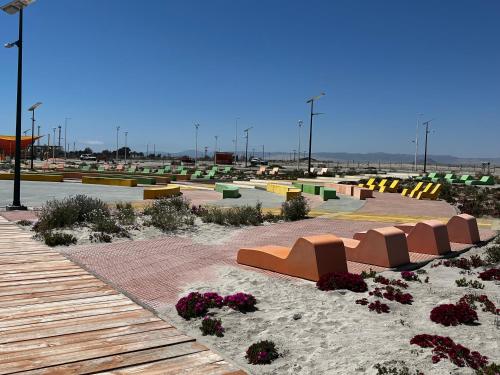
[159,240,500,375]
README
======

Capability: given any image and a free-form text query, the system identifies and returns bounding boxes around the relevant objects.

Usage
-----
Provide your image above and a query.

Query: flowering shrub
[369,286,413,305]
[361,269,377,279]
[478,268,500,281]
[374,275,409,289]
[432,255,486,270]
[200,316,224,337]
[224,293,257,312]
[246,340,279,365]
[176,292,208,320]
[476,363,500,375]
[401,271,419,282]
[430,303,478,326]
[368,300,390,314]
[459,294,498,315]
[203,292,224,308]
[455,278,485,289]
[316,272,368,292]
[410,334,488,369]
[355,298,369,305]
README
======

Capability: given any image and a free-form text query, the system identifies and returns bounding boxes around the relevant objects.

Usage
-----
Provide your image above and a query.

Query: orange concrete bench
[237,234,347,281]
[395,220,451,255]
[325,183,372,200]
[353,186,373,200]
[446,214,480,244]
[343,227,410,267]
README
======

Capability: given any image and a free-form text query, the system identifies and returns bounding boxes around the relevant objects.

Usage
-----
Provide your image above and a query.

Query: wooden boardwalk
[0,217,244,375]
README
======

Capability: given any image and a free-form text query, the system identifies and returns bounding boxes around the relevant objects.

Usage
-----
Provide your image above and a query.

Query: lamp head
[1,0,35,15]
[28,102,42,111]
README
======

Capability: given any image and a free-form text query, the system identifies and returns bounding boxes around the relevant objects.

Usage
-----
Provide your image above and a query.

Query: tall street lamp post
[244,127,253,167]
[306,93,325,174]
[414,113,423,172]
[214,135,218,165]
[115,126,120,161]
[124,131,128,164]
[297,120,303,171]
[194,123,200,167]
[422,120,432,173]
[52,127,56,160]
[28,101,41,170]
[2,0,35,210]
[64,117,70,161]
[234,117,239,165]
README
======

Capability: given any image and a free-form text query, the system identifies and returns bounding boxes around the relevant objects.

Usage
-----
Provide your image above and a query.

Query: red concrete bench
[344,227,410,267]
[237,234,347,281]
[395,220,451,255]
[446,214,480,244]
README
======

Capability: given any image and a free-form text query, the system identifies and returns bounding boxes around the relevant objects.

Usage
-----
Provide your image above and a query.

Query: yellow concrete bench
[267,183,302,201]
[0,173,63,182]
[82,176,137,187]
[143,184,181,199]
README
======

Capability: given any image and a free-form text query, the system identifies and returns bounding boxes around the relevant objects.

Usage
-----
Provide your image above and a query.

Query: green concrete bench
[215,183,240,198]
[450,175,473,184]
[465,175,495,186]
[320,187,337,201]
[302,184,321,195]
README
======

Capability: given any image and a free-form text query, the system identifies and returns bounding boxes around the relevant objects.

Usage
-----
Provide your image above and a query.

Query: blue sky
[1,0,499,157]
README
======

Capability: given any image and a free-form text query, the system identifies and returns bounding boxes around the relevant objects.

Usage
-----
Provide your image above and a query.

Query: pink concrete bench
[343,227,411,267]
[395,220,451,255]
[446,214,480,244]
[237,234,347,281]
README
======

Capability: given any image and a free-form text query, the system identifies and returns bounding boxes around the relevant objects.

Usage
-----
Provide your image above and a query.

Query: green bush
[200,203,265,226]
[43,232,77,247]
[34,195,109,233]
[115,202,136,225]
[16,219,33,226]
[485,239,500,264]
[144,196,195,231]
[281,196,310,221]
[89,232,112,243]
[89,210,126,235]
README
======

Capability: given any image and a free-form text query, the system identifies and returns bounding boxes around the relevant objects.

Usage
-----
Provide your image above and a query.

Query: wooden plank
[0,285,118,308]
[0,321,170,354]
[0,300,139,329]
[0,260,79,273]
[0,279,106,297]
[0,309,160,344]
[0,274,95,288]
[96,351,227,375]
[0,330,194,374]
[0,254,62,264]
[0,269,89,282]
[20,341,207,375]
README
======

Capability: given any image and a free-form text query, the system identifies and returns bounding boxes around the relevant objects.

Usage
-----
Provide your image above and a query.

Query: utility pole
[47,133,50,161]
[204,146,208,159]
[234,117,239,165]
[37,125,40,146]
[306,93,325,174]
[124,131,128,164]
[414,113,423,172]
[244,127,252,167]
[52,127,56,160]
[116,126,120,161]
[73,141,75,153]
[64,117,71,161]
[262,144,265,160]
[146,143,149,159]
[194,123,200,167]
[57,125,61,148]
[214,135,218,164]
[297,120,303,170]
[423,120,432,173]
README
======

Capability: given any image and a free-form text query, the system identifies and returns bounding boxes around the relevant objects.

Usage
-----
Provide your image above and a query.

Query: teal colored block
[320,187,336,201]
[303,184,321,195]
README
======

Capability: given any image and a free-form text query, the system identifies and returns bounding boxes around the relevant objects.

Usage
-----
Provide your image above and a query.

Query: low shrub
[89,210,125,235]
[224,293,257,312]
[368,300,390,314]
[484,243,500,264]
[374,362,424,375]
[374,275,409,289]
[144,196,195,231]
[175,292,208,320]
[316,272,368,293]
[200,316,224,337]
[432,256,486,270]
[369,286,414,305]
[476,363,500,375]
[281,196,310,221]
[400,271,420,282]
[361,269,377,279]
[89,232,112,243]
[115,202,136,225]
[355,298,369,305]
[16,219,32,226]
[34,195,109,233]
[245,340,279,365]
[200,203,264,226]
[478,268,500,281]
[456,278,485,289]
[410,334,488,369]
[43,232,77,247]
[458,294,498,315]
[430,303,478,326]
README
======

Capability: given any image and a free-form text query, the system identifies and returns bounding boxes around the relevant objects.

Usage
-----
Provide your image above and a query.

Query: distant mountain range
[162,150,499,165]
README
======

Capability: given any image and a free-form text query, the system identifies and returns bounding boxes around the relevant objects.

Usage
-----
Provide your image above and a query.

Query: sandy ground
[159,239,500,375]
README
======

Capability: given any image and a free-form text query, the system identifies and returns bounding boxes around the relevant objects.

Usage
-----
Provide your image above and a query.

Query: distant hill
[162,150,499,165]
